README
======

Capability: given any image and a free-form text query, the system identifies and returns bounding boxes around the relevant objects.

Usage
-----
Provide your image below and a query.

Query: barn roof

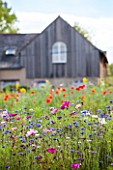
[0,33,39,69]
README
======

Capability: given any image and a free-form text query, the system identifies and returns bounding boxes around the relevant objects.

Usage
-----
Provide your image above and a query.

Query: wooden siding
[21,17,101,79]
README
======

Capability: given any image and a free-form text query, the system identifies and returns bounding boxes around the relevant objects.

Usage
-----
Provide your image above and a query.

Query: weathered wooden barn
[0,16,108,85]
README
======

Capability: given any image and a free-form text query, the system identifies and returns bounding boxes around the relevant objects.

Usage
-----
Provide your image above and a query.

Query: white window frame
[5,48,16,56]
[52,42,67,63]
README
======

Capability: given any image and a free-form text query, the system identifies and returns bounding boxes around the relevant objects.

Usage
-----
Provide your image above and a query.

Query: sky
[5,0,113,64]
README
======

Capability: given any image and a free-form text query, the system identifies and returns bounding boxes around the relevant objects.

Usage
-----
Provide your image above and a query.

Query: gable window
[5,48,16,56]
[52,42,67,63]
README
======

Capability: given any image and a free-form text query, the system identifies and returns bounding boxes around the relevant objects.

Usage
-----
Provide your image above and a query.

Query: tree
[73,22,91,41]
[0,0,19,33]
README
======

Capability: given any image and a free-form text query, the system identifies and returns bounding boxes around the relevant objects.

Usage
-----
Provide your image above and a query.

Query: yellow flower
[40,85,45,88]
[15,83,19,89]
[20,88,26,93]
[83,77,87,84]
[46,80,49,84]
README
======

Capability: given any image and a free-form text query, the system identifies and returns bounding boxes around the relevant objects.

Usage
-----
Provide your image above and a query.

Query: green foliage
[107,64,113,76]
[73,22,91,41]
[3,84,30,92]
[2,84,16,92]
[0,0,19,33]
[0,84,113,169]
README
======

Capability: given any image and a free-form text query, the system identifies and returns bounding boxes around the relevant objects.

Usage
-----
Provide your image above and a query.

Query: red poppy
[80,85,85,89]
[16,94,19,97]
[50,90,53,94]
[31,91,35,94]
[4,95,9,101]
[70,86,74,90]
[109,90,112,94]
[62,88,66,92]
[62,93,66,97]
[46,98,51,103]
[76,87,80,91]
[55,90,59,94]
[16,98,19,102]
[57,86,61,90]
[81,95,85,99]
[103,90,107,95]
[49,95,53,99]
[92,88,95,93]
[10,93,14,97]
[61,100,64,104]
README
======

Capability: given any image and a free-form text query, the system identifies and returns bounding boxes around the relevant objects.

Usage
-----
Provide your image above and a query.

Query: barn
[0,16,108,86]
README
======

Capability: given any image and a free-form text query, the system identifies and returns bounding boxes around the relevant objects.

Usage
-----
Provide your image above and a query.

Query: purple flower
[57,116,62,119]
[100,113,104,118]
[71,163,81,169]
[5,166,10,169]
[70,150,74,153]
[110,100,113,104]
[8,113,17,117]
[18,152,24,155]
[36,124,41,127]
[35,155,42,160]
[60,101,70,109]
[26,116,32,119]
[106,106,110,109]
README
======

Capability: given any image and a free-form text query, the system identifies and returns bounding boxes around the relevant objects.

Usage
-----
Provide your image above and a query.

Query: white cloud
[16,12,113,64]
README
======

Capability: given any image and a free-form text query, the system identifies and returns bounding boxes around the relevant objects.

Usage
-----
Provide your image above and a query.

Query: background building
[0,16,108,86]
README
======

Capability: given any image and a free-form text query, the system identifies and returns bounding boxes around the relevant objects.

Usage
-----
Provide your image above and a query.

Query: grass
[0,81,113,169]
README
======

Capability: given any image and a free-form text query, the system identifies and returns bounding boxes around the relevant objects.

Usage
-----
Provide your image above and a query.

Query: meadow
[0,79,113,170]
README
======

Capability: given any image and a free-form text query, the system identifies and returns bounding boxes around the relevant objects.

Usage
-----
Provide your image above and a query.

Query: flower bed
[0,82,113,170]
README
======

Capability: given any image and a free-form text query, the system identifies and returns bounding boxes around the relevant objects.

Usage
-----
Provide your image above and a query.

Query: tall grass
[0,83,113,169]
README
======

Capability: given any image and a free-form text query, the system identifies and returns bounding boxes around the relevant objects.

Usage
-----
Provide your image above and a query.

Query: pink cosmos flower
[41,116,46,118]
[8,113,17,117]
[26,129,38,137]
[15,116,20,120]
[6,162,10,165]
[47,148,57,153]
[12,127,17,131]
[43,128,52,133]
[75,104,81,109]
[51,108,59,114]
[71,163,81,169]
[0,111,8,118]
[40,162,46,164]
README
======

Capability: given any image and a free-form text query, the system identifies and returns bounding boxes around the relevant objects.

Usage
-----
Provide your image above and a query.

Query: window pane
[52,54,59,63]
[52,42,67,63]
[52,45,58,54]
[5,48,16,56]
[60,43,66,53]
[60,53,66,63]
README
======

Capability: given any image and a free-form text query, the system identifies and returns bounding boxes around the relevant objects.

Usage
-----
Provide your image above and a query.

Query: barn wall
[100,56,107,78]
[0,68,26,85]
[21,39,37,78]
[21,17,100,79]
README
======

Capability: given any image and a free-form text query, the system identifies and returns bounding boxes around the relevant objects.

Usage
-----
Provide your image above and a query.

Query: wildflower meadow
[0,79,113,170]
